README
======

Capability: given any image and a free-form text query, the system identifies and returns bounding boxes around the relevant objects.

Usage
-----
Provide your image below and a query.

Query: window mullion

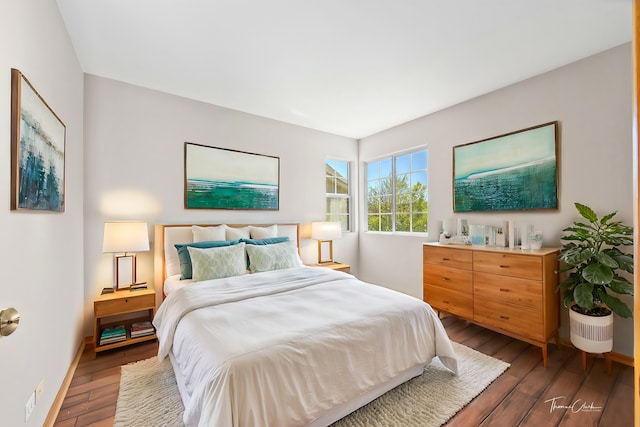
[391,155,396,233]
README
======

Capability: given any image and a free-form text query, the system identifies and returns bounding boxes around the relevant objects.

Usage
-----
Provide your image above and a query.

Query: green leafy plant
[558,203,634,318]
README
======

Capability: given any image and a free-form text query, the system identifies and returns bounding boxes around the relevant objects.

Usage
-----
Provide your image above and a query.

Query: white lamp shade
[311,221,342,240]
[102,222,150,253]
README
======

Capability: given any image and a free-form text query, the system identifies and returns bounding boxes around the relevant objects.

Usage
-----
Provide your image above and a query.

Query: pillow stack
[174,224,301,282]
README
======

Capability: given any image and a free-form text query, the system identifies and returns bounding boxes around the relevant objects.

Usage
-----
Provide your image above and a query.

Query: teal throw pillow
[240,236,289,245]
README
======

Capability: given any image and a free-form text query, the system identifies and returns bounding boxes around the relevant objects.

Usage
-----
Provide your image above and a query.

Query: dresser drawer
[423,246,472,270]
[474,298,544,341]
[474,272,543,309]
[424,285,473,319]
[94,293,155,317]
[473,251,542,280]
[423,265,473,293]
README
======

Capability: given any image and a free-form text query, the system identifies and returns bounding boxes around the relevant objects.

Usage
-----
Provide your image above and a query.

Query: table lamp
[103,221,150,289]
[311,221,342,263]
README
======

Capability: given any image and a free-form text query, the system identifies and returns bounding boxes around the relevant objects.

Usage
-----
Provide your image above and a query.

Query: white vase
[569,306,614,353]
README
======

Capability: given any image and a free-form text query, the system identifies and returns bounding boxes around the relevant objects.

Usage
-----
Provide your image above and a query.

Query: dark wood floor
[53,315,633,426]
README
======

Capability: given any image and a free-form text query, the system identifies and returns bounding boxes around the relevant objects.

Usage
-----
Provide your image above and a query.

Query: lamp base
[116,254,137,290]
[317,240,334,264]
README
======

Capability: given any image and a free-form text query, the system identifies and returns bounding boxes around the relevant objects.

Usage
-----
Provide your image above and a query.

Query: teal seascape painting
[11,69,66,212]
[453,122,558,212]
[185,143,279,210]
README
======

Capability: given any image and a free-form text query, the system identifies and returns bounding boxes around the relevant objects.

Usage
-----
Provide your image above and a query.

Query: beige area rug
[115,342,509,427]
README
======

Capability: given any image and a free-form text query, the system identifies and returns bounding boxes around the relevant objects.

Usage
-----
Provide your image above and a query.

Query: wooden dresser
[423,242,559,367]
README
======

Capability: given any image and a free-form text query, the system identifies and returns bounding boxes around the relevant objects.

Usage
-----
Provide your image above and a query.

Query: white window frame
[365,147,428,234]
[325,159,352,232]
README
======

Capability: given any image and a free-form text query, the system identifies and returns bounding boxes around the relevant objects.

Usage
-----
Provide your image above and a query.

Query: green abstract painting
[453,122,558,212]
[185,143,279,210]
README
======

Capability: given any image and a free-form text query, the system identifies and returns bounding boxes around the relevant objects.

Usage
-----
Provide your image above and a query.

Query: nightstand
[93,288,157,353]
[308,262,350,273]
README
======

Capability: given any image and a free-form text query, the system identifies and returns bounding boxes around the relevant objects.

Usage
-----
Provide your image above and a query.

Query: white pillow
[245,241,303,273]
[225,225,250,240]
[249,225,278,239]
[187,243,246,282]
[192,225,226,242]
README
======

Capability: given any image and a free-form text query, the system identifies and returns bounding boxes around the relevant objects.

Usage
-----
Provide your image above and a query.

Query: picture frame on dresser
[10,68,66,212]
[453,121,559,213]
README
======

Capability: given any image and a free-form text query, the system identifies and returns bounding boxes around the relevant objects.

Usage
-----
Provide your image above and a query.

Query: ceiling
[56,0,632,139]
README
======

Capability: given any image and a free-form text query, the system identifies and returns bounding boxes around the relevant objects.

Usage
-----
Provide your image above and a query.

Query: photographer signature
[545,396,602,413]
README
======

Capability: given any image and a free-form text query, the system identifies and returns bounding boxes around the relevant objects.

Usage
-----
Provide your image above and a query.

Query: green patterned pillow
[245,241,302,273]
[175,239,240,279]
[187,242,247,282]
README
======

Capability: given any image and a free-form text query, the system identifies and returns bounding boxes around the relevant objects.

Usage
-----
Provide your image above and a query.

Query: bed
[153,223,458,427]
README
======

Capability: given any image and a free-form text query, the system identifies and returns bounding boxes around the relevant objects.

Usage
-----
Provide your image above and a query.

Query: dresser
[423,242,559,367]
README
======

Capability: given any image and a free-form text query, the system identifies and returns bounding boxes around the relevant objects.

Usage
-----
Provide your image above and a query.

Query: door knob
[0,307,20,336]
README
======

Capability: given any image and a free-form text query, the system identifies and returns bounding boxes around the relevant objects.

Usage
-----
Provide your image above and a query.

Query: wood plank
[598,381,634,427]
[516,347,573,398]
[444,372,520,426]
[480,389,537,426]
[52,320,633,427]
[557,385,606,427]
[475,331,513,356]
[519,366,584,426]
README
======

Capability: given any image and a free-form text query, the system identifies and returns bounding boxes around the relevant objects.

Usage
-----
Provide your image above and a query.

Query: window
[325,159,351,231]
[367,149,428,233]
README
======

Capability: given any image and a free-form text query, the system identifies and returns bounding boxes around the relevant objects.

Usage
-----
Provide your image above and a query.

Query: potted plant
[558,202,634,353]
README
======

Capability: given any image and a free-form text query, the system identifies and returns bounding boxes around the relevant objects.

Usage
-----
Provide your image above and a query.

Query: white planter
[569,306,614,353]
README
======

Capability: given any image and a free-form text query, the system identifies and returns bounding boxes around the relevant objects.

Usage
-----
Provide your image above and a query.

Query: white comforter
[154,266,457,427]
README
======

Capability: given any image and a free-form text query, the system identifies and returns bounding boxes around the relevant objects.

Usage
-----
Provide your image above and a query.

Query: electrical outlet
[36,378,44,403]
[25,391,35,421]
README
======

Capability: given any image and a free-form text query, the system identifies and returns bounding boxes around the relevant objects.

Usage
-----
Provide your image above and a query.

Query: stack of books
[100,325,126,346]
[130,321,155,338]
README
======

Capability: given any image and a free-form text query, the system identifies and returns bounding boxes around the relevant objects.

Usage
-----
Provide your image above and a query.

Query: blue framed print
[11,69,66,212]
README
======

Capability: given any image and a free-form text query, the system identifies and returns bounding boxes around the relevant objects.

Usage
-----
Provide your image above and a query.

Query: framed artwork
[11,69,66,212]
[184,142,280,210]
[453,121,559,212]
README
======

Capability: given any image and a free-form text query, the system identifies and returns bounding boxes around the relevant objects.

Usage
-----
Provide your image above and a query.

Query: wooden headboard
[153,223,300,304]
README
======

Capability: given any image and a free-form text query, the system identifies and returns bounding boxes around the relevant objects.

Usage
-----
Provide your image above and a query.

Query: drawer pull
[499,265,510,268]
[499,288,509,292]
[442,277,450,281]
[442,300,450,304]
[500,315,509,320]
[442,258,450,261]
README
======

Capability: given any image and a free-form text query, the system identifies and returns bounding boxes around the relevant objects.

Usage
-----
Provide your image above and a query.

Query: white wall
[83,75,359,334]
[0,0,84,426]
[358,44,634,356]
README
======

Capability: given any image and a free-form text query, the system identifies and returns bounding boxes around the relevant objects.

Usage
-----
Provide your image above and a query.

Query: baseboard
[43,337,88,427]
[558,337,633,367]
